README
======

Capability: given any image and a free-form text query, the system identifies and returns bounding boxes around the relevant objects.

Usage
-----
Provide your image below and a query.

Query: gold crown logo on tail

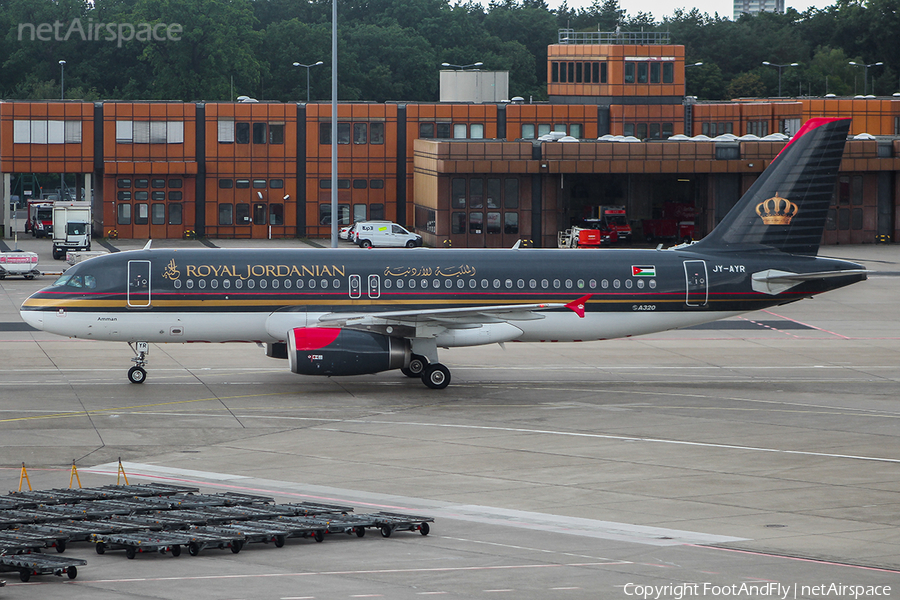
[755,193,797,225]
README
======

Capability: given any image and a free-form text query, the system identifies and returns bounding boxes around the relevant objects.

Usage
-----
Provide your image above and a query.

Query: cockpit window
[51,273,96,289]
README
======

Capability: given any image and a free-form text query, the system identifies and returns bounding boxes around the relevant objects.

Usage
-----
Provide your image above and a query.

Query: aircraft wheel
[422,364,451,389]
[402,355,427,378]
[128,366,146,384]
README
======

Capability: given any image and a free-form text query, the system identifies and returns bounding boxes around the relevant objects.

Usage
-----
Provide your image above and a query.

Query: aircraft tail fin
[693,117,850,256]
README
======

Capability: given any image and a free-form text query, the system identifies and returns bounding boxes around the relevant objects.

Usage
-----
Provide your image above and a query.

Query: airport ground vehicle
[25,201,53,237]
[642,202,697,243]
[558,219,617,248]
[0,251,40,279]
[355,221,423,248]
[51,202,92,260]
[598,206,632,243]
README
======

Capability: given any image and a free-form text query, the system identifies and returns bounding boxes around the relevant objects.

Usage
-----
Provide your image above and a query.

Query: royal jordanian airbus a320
[21,118,868,389]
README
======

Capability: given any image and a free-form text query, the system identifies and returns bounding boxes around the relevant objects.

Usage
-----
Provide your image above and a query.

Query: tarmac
[0,232,898,599]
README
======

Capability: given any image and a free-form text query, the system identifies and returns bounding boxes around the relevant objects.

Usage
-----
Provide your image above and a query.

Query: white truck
[52,202,92,260]
[0,251,40,279]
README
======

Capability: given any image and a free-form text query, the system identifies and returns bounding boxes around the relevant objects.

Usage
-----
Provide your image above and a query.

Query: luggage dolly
[0,552,86,582]
[180,529,245,556]
[91,531,191,559]
[197,523,293,549]
[369,512,434,538]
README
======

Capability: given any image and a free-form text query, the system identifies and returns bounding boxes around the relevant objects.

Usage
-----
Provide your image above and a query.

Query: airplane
[20,117,868,389]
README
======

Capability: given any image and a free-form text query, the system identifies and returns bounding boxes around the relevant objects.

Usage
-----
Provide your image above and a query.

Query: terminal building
[1,30,898,248]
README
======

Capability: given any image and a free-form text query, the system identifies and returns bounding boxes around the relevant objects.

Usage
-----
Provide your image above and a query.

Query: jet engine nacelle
[287,328,409,376]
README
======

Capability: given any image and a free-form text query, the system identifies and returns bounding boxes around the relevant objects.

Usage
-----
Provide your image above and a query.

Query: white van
[355,222,423,248]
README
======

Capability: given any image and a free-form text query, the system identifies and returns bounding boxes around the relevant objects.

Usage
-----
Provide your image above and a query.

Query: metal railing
[558,29,671,45]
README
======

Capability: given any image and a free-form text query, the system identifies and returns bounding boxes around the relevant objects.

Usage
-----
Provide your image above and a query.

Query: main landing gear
[401,353,451,389]
[127,341,149,384]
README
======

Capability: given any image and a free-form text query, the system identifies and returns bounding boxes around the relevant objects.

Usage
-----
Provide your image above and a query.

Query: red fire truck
[25,201,54,238]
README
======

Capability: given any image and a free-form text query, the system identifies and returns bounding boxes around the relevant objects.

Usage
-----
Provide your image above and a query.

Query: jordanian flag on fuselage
[632,266,656,277]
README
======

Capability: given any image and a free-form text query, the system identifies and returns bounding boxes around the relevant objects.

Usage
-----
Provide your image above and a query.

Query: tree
[726,72,765,99]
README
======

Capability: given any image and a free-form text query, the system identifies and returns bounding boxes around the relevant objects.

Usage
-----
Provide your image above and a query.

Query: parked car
[354,221,423,248]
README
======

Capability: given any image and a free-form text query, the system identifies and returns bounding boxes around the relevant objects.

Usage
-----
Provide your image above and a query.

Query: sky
[549,0,836,20]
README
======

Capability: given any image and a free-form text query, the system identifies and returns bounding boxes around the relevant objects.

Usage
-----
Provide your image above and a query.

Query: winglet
[565,294,592,318]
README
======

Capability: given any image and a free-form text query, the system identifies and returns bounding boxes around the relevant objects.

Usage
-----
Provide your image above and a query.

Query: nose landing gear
[127,341,149,384]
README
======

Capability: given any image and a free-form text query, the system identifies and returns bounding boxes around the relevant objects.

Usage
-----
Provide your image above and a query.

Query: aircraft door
[349,274,361,299]
[683,260,708,307]
[368,274,380,299]
[127,260,151,308]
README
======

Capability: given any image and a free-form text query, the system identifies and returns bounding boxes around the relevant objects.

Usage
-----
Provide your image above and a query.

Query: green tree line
[1,0,897,103]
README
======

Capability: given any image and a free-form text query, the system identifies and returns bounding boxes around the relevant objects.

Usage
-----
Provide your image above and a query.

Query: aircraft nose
[20,307,44,331]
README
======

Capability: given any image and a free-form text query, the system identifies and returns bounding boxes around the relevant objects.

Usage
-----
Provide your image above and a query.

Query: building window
[663,62,674,83]
[370,203,385,220]
[117,178,131,189]
[236,203,251,225]
[451,211,466,234]
[252,122,267,144]
[169,191,183,201]
[469,212,483,234]
[552,62,559,83]
[134,203,149,225]
[319,203,350,226]
[470,178,483,209]
[436,122,452,138]
[538,124,551,136]
[353,203,367,222]
[487,178,501,209]
[637,63,648,83]
[219,204,233,225]
[522,124,535,139]
[270,203,284,225]
[169,178,183,188]
[151,178,166,188]
[117,203,131,225]
[470,124,484,139]
[135,191,149,201]
[486,212,501,234]
[353,123,367,144]
[452,178,466,209]
[219,178,233,189]
[169,203,182,225]
[117,191,131,201]
[650,62,660,83]
[14,120,83,144]
[453,124,467,138]
[353,179,367,189]
[253,179,267,189]
[370,122,384,144]
[569,124,582,138]
[135,179,148,188]
[319,179,351,189]
[370,179,384,189]
[504,212,519,234]
[420,122,434,138]
[217,119,235,143]
[269,123,285,144]
[151,191,165,201]
[235,122,250,144]
[151,203,165,225]
[236,179,250,189]
[624,63,635,84]
[270,179,284,189]
[253,203,267,225]
[504,179,519,209]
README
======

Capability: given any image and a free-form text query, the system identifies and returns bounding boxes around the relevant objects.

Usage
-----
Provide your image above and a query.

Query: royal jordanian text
[184,264,346,279]
[622,582,891,599]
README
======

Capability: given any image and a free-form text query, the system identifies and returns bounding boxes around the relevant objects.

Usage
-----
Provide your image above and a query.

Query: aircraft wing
[317,295,592,328]
[751,269,869,295]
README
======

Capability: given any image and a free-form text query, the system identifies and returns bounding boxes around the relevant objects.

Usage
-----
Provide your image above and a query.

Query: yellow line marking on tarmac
[0,393,285,423]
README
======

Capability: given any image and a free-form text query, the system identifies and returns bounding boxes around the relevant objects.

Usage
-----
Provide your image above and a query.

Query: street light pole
[58,60,65,100]
[292,61,324,103]
[762,61,798,98]
[441,62,484,70]
[849,61,883,95]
